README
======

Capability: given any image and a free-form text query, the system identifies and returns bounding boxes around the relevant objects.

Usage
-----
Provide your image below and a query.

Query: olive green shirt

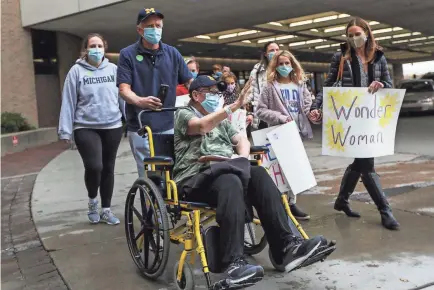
[173,106,239,184]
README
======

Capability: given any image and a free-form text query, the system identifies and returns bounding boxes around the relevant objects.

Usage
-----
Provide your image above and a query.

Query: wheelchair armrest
[250,146,269,154]
[198,155,231,163]
[143,156,174,166]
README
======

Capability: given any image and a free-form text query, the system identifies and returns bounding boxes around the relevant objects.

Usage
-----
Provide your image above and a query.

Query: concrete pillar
[392,63,404,87]
[1,0,39,127]
[35,74,61,127]
[56,32,82,91]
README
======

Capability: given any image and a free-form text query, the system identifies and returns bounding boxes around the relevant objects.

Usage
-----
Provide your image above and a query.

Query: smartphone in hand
[157,84,169,105]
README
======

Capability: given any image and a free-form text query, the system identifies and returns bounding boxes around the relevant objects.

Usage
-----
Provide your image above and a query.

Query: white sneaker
[100,210,120,225]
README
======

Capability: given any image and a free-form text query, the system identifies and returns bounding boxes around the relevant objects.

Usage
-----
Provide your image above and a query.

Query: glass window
[400,81,434,92]
[31,30,58,75]
[421,73,434,81]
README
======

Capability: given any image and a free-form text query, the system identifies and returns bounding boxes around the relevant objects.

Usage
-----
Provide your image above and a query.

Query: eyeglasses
[196,89,222,95]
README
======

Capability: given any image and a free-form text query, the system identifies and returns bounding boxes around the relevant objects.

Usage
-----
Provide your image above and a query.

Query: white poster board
[267,122,317,194]
[228,109,247,137]
[175,94,190,107]
[322,88,405,158]
[251,126,290,193]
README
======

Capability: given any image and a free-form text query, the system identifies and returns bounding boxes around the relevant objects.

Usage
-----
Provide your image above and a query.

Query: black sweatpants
[350,158,375,174]
[184,166,294,265]
[74,127,123,208]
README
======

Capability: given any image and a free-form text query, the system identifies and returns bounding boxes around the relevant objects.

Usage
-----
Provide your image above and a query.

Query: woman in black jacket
[309,17,399,230]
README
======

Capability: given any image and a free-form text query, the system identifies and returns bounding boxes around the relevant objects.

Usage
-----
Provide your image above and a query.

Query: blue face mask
[191,71,198,79]
[213,71,222,80]
[88,48,104,63]
[143,28,162,44]
[267,52,275,61]
[201,93,221,113]
[276,65,293,77]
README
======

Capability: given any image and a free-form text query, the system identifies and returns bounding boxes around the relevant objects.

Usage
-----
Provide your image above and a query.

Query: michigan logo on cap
[207,76,215,81]
[145,8,155,14]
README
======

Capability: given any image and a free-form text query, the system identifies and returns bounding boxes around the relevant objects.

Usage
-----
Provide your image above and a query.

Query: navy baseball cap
[137,8,164,25]
[189,75,225,94]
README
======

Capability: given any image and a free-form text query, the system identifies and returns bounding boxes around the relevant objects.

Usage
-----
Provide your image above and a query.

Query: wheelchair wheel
[243,221,268,256]
[125,178,170,279]
[173,261,194,290]
[268,248,285,272]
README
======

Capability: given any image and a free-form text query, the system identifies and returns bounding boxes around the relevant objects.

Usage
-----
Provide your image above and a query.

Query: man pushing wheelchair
[173,75,336,289]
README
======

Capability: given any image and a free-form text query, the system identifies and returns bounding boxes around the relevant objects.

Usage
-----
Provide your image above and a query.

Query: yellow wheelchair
[124,108,336,290]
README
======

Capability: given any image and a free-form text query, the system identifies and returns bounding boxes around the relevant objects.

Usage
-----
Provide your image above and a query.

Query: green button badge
[136,55,144,62]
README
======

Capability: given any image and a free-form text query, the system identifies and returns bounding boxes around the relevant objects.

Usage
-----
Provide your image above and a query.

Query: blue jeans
[127,128,174,178]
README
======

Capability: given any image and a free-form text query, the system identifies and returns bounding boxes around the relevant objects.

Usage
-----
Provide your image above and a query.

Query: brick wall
[1,0,39,127]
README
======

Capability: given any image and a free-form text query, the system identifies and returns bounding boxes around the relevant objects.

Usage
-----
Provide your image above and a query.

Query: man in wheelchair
[173,76,331,288]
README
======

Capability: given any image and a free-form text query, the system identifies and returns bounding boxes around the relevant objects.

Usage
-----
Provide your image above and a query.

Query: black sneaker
[290,204,311,220]
[281,235,326,272]
[220,257,264,288]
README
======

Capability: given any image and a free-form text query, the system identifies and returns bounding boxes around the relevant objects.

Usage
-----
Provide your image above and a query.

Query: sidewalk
[29,139,434,290]
[1,141,69,290]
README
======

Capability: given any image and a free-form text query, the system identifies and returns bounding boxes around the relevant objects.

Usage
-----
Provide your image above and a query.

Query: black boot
[290,204,310,220]
[334,165,361,218]
[361,172,400,230]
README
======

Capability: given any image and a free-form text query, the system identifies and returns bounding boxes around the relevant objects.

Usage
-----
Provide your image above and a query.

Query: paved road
[30,140,434,290]
[395,113,434,156]
[2,113,432,290]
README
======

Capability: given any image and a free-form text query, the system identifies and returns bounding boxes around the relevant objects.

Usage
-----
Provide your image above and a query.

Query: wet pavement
[29,139,434,290]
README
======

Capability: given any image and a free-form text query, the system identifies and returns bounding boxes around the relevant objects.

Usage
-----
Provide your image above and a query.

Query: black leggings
[184,166,294,265]
[74,127,123,208]
[351,158,375,173]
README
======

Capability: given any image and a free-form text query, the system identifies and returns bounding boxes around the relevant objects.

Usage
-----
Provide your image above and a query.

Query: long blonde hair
[266,50,305,84]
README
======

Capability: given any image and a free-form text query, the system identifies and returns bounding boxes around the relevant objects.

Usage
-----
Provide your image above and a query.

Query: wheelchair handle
[137,107,187,136]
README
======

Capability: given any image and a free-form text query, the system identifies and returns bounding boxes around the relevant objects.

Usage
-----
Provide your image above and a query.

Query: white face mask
[348,33,367,48]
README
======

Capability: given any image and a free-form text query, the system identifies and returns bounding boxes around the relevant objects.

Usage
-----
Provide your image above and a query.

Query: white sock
[89,198,98,203]
[102,207,110,213]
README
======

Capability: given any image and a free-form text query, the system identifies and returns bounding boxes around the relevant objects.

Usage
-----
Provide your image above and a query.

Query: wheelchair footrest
[291,243,337,272]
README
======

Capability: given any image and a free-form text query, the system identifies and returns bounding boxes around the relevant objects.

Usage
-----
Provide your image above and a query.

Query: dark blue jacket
[117,40,192,132]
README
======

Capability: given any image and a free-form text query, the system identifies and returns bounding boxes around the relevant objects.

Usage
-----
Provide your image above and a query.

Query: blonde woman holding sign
[308,17,399,230]
[256,50,314,221]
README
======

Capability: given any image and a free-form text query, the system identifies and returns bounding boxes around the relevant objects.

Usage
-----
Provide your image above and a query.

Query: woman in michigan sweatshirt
[58,33,123,226]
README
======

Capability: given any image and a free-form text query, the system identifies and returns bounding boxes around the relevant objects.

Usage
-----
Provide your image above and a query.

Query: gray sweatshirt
[58,58,123,140]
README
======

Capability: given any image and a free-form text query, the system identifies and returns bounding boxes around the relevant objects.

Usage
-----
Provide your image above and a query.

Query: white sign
[175,94,190,107]
[322,88,405,158]
[228,109,247,137]
[267,122,317,194]
[251,126,290,193]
